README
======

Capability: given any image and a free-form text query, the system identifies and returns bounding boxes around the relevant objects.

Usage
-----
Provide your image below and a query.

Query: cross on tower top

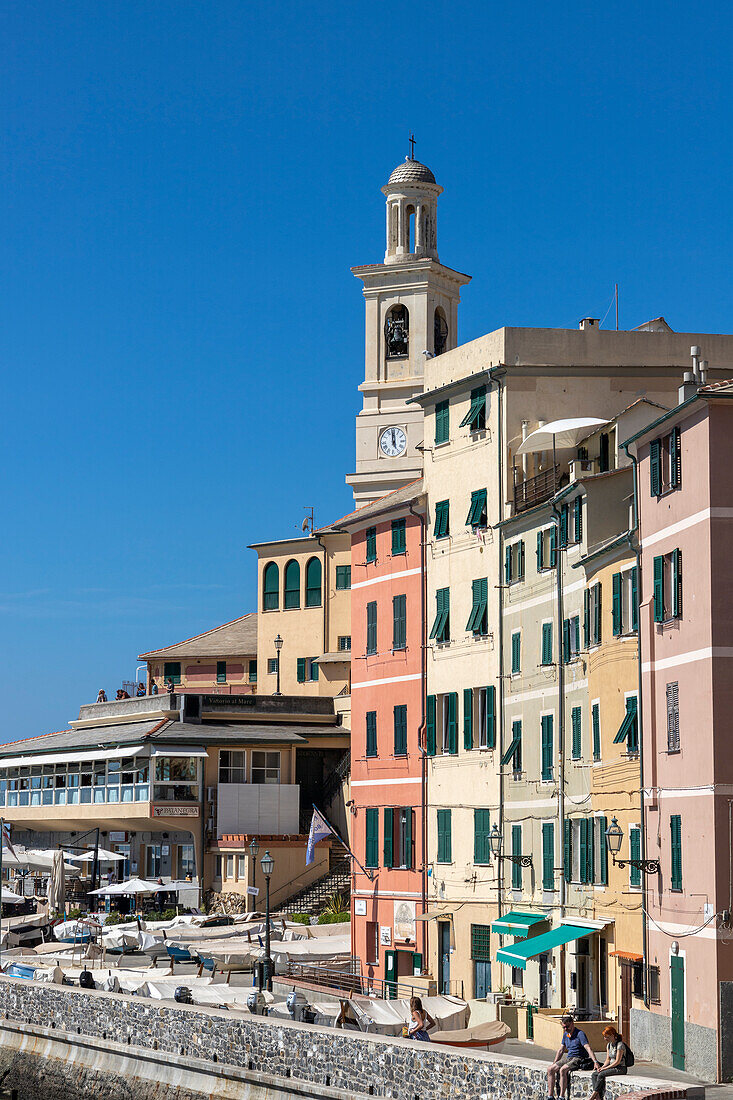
[408,133,416,160]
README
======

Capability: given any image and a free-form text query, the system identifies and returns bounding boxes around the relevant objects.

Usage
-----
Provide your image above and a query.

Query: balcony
[513,464,560,513]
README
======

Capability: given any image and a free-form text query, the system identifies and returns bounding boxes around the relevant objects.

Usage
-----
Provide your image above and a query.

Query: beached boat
[430,1019,511,1051]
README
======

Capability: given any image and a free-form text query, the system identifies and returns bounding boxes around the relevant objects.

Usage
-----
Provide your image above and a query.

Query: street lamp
[488,823,533,867]
[261,849,275,991]
[274,635,283,696]
[249,837,260,915]
[605,816,659,875]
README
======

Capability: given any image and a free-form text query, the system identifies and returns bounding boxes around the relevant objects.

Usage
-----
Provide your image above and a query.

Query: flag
[306,807,332,865]
[1,822,16,859]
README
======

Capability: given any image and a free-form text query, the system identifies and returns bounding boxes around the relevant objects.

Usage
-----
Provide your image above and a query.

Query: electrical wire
[643,906,720,939]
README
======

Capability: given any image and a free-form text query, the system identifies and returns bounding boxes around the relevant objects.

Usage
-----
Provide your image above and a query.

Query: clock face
[380,426,407,457]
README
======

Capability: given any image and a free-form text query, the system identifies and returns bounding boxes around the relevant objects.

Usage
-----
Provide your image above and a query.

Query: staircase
[276,854,351,917]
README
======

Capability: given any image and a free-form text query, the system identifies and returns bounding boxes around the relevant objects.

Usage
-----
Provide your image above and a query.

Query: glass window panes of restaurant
[0,755,157,807]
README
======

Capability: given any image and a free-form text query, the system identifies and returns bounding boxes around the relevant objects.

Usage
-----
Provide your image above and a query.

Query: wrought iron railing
[513,464,560,513]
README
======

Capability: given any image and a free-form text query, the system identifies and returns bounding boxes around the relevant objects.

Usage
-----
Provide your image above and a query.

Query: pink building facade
[630,382,733,1082]
[335,482,426,990]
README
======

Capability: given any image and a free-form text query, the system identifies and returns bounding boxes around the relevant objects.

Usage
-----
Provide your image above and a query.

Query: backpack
[624,1045,635,1068]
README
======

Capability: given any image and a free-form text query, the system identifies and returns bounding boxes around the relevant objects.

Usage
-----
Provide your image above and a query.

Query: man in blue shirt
[547,1014,600,1100]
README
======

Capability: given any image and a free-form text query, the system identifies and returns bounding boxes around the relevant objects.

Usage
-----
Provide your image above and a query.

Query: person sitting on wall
[150,679,158,695]
[587,1026,630,1100]
[546,1014,599,1100]
[96,689,107,703]
[407,996,436,1042]
[165,678,175,693]
[136,682,146,697]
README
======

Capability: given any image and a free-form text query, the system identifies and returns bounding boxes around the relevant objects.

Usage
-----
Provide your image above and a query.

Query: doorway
[671,955,685,1070]
[438,921,451,995]
[539,953,550,1008]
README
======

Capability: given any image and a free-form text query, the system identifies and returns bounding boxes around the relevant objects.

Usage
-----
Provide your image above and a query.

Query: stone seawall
[0,976,696,1100]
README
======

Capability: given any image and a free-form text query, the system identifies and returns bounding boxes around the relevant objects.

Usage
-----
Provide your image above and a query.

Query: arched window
[262,562,279,611]
[405,204,415,252]
[434,308,448,356]
[385,305,409,359]
[284,559,301,609]
[305,557,322,608]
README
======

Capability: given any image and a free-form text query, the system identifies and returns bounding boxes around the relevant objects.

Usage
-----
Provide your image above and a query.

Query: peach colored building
[627,376,733,1081]
[139,613,258,695]
[329,482,427,990]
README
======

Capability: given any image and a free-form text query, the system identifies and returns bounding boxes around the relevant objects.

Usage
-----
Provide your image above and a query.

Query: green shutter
[248,659,257,683]
[434,500,450,539]
[405,808,413,869]
[435,400,449,444]
[366,601,377,654]
[549,526,557,567]
[670,815,682,891]
[671,426,681,488]
[391,519,406,555]
[296,657,306,683]
[574,496,583,542]
[650,439,662,496]
[466,577,488,635]
[511,825,522,889]
[393,594,406,650]
[612,572,622,635]
[365,808,379,868]
[593,582,602,644]
[447,692,458,754]
[383,808,394,868]
[437,809,452,863]
[463,688,473,750]
[474,808,490,864]
[592,703,601,761]
[672,548,682,618]
[583,588,590,649]
[430,587,450,643]
[653,556,664,622]
[511,632,521,675]
[394,705,407,755]
[262,563,279,610]
[630,828,642,888]
[562,618,571,664]
[563,818,572,883]
[504,545,512,584]
[486,686,496,749]
[501,720,521,769]
[336,565,351,589]
[571,706,582,759]
[466,489,487,528]
[164,662,181,685]
[366,711,377,757]
[311,660,319,681]
[216,661,227,683]
[366,527,377,563]
[518,540,525,580]
[559,504,568,548]
[631,566,639,631]
[542,823,555,891]
[541,715,553,780]
[578,818,589,884]
[305,557,322,607]
[541,622,553,665]
[598,815,608,885]
[536,530,544,571]
[426,695,436,756]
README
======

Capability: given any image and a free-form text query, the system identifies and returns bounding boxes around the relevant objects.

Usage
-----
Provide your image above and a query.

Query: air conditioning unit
[569,458,596,482]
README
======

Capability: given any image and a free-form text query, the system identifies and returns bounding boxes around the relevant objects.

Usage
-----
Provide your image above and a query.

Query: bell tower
[346,151,471,506]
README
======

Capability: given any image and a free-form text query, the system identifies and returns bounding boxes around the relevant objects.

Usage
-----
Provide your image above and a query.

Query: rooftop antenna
[302,507,315,534]
[408,132,416,160]
[615,283,619,331]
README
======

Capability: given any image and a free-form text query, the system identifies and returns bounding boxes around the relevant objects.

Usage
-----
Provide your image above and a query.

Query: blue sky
[2,1,731,741]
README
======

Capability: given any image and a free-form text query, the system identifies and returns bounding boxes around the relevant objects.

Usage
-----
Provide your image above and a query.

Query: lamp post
[274,635,283,697]
[605,816,660,875]
[249,837,260,915]
[488,823,533,867]
[261,849,275,991]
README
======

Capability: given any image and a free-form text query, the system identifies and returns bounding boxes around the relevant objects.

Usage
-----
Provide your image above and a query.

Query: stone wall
[0,977,695,1100]
[630,1006,716,1083]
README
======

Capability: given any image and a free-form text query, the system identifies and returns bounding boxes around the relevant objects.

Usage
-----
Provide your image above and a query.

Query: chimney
[679,346,705,403]
[579,318,600,331]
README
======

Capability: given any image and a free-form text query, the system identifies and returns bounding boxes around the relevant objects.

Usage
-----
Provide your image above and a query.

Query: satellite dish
[302,518,309,531]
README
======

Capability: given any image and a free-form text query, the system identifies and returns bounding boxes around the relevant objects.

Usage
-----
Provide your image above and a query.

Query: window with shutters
[296,657,319,683]
[338,635,351,651]
[536,527,557,572]
[594,815,609,885]
[430,588,450,645]
[305,557,322,607]
[426,694,436,756]
[393,705,407,756]
[336,565,351,589]
[163,662,181,685]
[470,924,492,960]
[653,550,682,623]
[505,540,525,584]
[393,594,407,651]
[434,500,450,539]
[571,706,582,759]
[262,562,279,611]
[366,601,377,655]
[562,616,580,663]
[466,488,487,529]
[501,718,522,775]
[284,559,301,609]
[437,808,452,863]
[366,921,379,965]
[511,631,521,675]
[573,495,583,543]
[540,714,554,781]
[366,711,377,757]
[216,661,227,684]
[477,686,496,749]
[613,695,638,753]
[466,578,488,636]
[541,621,554,666]
[650,427,681,497]
[584,583,602,648]
[612,567,638,635]
[463,687,473,750]
[385,807,413,869]
[592,702,601,761]
[365,527,377,563]
[473,808,491,864]
[460,387,487,432]
[365,808,379,868]
[267,658,278,675]
[435,400,450,445]
[542,822,555,891]
[248,659,258,683]
[629,826,642,889]
[670,814,683,891]
[559,503,570,548]
[571,817,595,884]
[511,825,523,889]
[439,692,458,754]
[648,965,661,1003]
[391,519,406,555]
[666,681,680,752]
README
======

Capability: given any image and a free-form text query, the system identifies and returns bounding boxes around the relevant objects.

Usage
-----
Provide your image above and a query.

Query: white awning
[0,745,146,770]
[150,746,208,758]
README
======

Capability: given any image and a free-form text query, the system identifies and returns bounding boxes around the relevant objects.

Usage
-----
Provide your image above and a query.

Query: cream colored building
[250,532,352,714]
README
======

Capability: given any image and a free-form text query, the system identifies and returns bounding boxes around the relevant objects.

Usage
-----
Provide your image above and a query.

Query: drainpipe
[488,367,507,927]
[550,489,567,1009]
[622,439,649,1008]
[409,499,429,965]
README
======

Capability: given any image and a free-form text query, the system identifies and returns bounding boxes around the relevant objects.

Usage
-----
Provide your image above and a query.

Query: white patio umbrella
[4,848,80,875]
[0,887,23,903]
[516,417,609,456]
[67,848,126,863]
[89,877,163,897]
[49,849,66,915]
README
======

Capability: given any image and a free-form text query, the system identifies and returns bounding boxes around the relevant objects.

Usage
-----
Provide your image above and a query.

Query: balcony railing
[513,464,560,513]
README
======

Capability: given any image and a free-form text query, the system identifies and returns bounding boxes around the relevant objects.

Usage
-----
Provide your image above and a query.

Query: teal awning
[496,924,591,970]
[491,912,547,938]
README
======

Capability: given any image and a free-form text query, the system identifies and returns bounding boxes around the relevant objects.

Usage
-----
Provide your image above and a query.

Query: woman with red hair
[588,1026,629,1099]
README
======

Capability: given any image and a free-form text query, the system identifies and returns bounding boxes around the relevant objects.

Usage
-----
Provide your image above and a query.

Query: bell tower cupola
[346,147,471,506]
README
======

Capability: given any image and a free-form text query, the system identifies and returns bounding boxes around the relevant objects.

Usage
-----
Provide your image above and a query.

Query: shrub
[290,913,311,925]
[317,911,350,925]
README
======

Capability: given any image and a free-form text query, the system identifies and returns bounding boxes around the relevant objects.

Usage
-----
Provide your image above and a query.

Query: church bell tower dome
[381,153,443,264]
[386,158,438,187]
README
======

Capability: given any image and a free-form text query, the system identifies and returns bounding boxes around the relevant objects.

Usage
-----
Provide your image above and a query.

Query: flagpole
[311,804,374,883]
[0,817,5,971]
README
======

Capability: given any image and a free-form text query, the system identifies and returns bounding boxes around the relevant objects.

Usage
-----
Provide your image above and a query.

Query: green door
[671,955,685,1070]
[384,949,397,998]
